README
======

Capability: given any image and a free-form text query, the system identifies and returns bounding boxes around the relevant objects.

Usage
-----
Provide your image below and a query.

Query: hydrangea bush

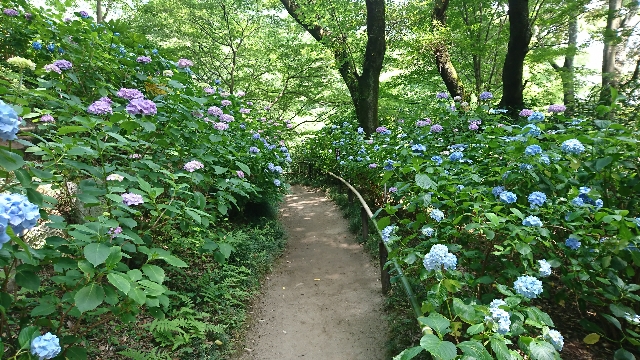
[295,91,640,359]
[0,1,291,357]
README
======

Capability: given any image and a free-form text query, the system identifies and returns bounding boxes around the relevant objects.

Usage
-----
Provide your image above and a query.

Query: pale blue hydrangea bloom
[520,163,533,171]
[544,329,564,351]
[381,225,396,243]
[527,112,545,122]
[31,332,61,360]
[579,186,591,194]
[430,209,445,222]
[411,144,426,152]
[561,139,585,155]
[0,100,21,141]
[492,186,505,197]
[249,146,259,154]
[634,218,640,227]
[449,151,463,161]
[273,179,281,186]
[571,197,584,206]
[485,299,511,334]
[0,193,40,241]
[595,199,603,209]
[624,313,640,325]
[421,227,434,237]
[431,156,443,165]
[523,124,541,136]
[456,184,465,191]
[528,192,547,208]
[565,237,581,250]
[522,215,543,227]
[357,127,364,134]
[525,145,542,156]
[513,275,543,299]
[423,244,457,271]
[539,154,550,165]
[538,259,552,277]
[499,191,517,204]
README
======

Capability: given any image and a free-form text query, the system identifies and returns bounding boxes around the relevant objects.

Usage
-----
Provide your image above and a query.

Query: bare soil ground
[235,185,388,360]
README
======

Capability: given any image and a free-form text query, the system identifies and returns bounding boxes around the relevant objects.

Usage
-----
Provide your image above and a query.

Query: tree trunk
[97,0,103,23]
[550,16,578,117]
[280,0,385,136]
[499,0,531,114]
[432,0,465,99]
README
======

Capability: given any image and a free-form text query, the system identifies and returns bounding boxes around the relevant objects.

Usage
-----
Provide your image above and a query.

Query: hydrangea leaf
[457,340,492,360]
[419,313,451,338]
[142,264,165,284]
[613,348,636,360]
[452,298,477,323]
[0,148,25,171]
[393,346,423,360]
[107,273,130,295]
[84,243,111,267]
[420,334,457,360]
[583,333,600,344]
[415,173,436,190]
[529,340,557,360]
[491,337,513,360]
[75,283,105,313]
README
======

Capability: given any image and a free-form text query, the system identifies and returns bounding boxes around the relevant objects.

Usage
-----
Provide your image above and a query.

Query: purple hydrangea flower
[208,106,223,116]
[519,109,534,117]
[204,87,215,94]
[183,160,204,172]
[430,124,443,133]
[436,92,449,99]
[44,64,61,74]
[108,226,123,239]
[136,56,152,64]
[177,58,193,68]
[52,60,72,70]
[40,114,55,123]
[122,193,144,206]
[126,99,157,115]
[87,100,113,115]
[479,91,493,101]
[249,146,259,154]
[78,10,90,18]
[548,104,566,113]
[3,9,19,16]
[388,187,398,193]
[376,126,388,133]
[117,88,144,100]
[221,100,232,107]
[213,122,228,130]
[369,163,377,168]
[274,179,281,186]
[469,122,479,130]
[237,170,245,178]
[416,119,431,127]
[239,108,250,114]
[220,114,234,122]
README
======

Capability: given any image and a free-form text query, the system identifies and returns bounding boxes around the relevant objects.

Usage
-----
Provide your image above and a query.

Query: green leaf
[530,340,557,360]
[420,334,457,360]
[57,125,88,135]
[84,243,111,267]
[138,279,165,296]
[467,323,484,335]
[157,254,187,268]
[583,333,600,344]
[137,177,152,193]
[393,346,424,360]
[185,208,201,223]
[141,264,165,284]
[614,348,636,360]
[0,148,25,171]
[235,161,251,176]
[485,213,501,227]
[595,157,613,171]
[453,298,477,323]
[128,285,146,305]
[602,313,622,330]
[15,266,40,291]
[491,337,513,360]
[107,273,131,294]
[418,313,451,338]
[75,283,105,312]
[31,302,56,317]
[458,341,492,360]
[18,326,39,349]
[415,173,436,190]
[218,243,234,259]
[65,346,88,360]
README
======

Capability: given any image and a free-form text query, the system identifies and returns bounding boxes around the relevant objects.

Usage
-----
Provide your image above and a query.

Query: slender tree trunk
[97,0,103,23]
[601,0,623,104]
[499,0,531,115]
[280,0,385,136]
[432,0,465,99]
[550,16,578,116]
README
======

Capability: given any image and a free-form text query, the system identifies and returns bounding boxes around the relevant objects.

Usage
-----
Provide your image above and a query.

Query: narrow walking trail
[236,185,388,360]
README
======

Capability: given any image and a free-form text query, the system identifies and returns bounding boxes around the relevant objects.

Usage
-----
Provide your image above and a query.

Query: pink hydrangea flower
[239,108,250,114]
[44,64,61,74]
[177,58,193,68]
[184,160,204,172]
[40,114,55,123]
[220,114,234,122]
[236,170,245,178]
[208,106,223,116]
[519,109,534,117]
[136,56,152,64]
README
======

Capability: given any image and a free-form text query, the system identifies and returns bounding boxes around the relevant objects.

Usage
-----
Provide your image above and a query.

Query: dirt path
[235,185,388,360]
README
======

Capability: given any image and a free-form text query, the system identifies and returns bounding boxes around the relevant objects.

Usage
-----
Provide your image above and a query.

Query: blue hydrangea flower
[421,227,434,237]
[249,146,259,154]
[523,124,541,136]
[383,160,394,171]
[411,144,426,152]
[561,139,585,155]
[381,225,396,243]
[32,41,42,50]
[527,112,545,122]
[485,299,511,334]
[430,209,445,222]
[492,186,505,197]
[565,237,581,250]
[152,48,158,54]
[579,186,590,194]
[528,192,547,208]
[449,151,463,161]
[538,259,551,277]
[479,91,493,101]
[30,332,61,360]
[280,146,288,153]
[273,179,281,186]
[252,133,260,140]
[513,275,543,299]
[0,208,10,244]
[539,154,550,165]
[357,127,364,134]
[499,191,517,204]
[431,155,443,165]
[0,100,20,141]
[520,163,533,171]
[525,145,542,156]
[46,43,56,52]
[0,193,40,240]
[423,244,457,271]
[450,144,467,151]
[595,199,603,209]
[634,218,640,227]
[544,329,564,351]
[456,184,465,191]
[571,197,584,206]
[522,215,543,227]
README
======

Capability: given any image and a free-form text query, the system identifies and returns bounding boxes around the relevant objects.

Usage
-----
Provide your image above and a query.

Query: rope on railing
[327,171,422,319]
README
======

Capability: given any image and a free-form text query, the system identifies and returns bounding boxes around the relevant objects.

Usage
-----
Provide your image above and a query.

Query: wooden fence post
[361,207,368,242]
[379,242,391,294]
